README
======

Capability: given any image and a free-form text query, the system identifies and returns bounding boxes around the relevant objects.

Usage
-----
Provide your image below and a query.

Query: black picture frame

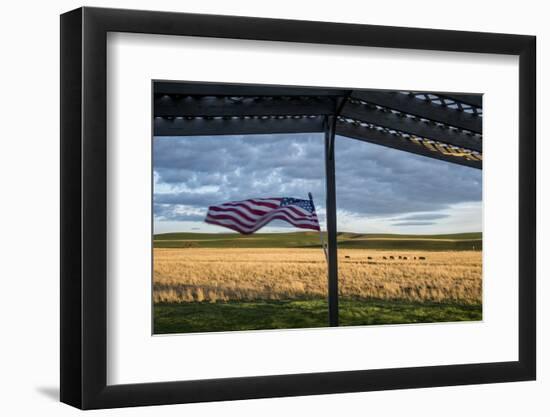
[60,6,536,410]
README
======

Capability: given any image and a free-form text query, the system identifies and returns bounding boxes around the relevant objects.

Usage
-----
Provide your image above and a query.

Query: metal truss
[153,82,482,169]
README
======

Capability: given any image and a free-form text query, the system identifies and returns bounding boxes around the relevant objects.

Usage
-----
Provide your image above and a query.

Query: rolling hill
[153,231,482,251]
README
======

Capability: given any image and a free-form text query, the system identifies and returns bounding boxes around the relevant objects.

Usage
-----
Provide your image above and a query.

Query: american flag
[205,197,320,234]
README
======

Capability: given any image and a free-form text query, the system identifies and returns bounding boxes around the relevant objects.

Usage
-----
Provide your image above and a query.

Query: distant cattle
[367,256,373,260]
[403,256,408,260]
[345,255,350,259]
[419,256,426,260]
[398,256,402,259]
[382,256,387,260]
[389,256,394,260]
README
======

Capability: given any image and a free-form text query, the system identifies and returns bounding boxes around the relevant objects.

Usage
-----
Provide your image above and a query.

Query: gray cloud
[153,134,327,222]
[391,221,437,226]
[153,203,206,222]
[334,136,481,216]
[393,213,450,221]
[153,134,482,226]
[155,192,220,208]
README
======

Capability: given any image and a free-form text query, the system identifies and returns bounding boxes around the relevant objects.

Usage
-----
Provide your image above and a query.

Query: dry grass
[153,248,481,305]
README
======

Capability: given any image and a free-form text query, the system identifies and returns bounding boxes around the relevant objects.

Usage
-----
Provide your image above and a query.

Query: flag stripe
[281,204,312,218]
[206,210,319,231]
[206,215,319,234]
[217,199,283,213]
[209,205,316,225]
[221,199,281,209]
[215,203,273,217]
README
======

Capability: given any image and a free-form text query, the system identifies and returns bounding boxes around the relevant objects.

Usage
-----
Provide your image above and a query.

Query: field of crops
[153,241,482,333]
[154,248,481,304]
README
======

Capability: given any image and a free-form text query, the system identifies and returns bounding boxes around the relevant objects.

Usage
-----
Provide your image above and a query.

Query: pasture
[154,231,482,251]
[153,232,482,334]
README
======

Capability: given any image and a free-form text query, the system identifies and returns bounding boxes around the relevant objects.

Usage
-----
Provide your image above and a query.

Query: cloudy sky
[153,133,482,235]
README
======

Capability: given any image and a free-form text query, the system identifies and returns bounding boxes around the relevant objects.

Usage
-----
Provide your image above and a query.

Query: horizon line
[153,230,483,236]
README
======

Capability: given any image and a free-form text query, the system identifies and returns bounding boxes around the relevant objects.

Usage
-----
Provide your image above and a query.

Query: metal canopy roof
[154,82,482,169]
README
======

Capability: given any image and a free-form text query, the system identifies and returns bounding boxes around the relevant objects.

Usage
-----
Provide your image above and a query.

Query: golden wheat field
[153,248,482,305]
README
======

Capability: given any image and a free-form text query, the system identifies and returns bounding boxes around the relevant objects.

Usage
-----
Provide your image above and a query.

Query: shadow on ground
[36,386,59,401]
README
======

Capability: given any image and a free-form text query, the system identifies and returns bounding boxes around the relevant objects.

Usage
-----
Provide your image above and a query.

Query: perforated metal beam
[154,82,351,97]
[350,91,482,133]
[336,121,482,169]
[441,93,482,108]
[154,95,336,117]
[340,100,482,152]
[154,116,325,136]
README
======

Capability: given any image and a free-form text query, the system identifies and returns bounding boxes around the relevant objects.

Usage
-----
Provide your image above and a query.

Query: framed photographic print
[60,6,536,409]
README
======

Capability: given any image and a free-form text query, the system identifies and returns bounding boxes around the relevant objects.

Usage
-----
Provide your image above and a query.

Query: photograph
[54,4,538,411]
[152,82,483,334]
